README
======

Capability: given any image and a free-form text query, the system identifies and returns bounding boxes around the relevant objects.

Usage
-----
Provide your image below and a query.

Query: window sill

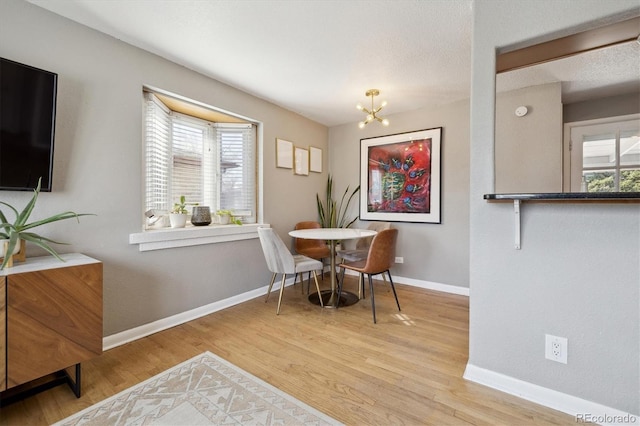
[129,223,267,252]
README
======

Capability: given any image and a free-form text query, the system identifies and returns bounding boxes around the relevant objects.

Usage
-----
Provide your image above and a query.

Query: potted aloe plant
[0,178,93,270]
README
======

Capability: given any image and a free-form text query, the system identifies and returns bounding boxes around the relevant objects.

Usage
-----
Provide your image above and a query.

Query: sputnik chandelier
[357,89,389,128]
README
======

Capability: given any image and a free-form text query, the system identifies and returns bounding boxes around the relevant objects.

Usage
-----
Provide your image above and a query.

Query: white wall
[0,0,329,335]
[495,83,562,193]
[469,0,639,415]
[329,99,470,289]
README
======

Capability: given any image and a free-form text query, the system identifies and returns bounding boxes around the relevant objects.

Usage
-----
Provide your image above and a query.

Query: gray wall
[470,0,639,415]
[329,99,470,289]
[495,83,563,193]
[0,0,329,335]
[564,92,640,123]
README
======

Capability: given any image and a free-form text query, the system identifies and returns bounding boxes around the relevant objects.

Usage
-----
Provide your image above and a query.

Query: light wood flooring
[0,275,575,425]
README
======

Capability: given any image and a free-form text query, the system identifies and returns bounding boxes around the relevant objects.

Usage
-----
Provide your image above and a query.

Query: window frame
[564,113,640,192]
[130,87,264,251]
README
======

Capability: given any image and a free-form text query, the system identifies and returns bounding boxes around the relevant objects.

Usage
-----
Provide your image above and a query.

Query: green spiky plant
[0,178,93,270]
[316,174,360,229]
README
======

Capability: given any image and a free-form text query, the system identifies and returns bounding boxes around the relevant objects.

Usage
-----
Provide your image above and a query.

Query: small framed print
[276,138,293,169]
[310,146,322,173]
[294,146,309,176]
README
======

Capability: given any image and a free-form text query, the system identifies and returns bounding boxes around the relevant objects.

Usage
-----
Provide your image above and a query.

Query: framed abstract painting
[359,128,442,223]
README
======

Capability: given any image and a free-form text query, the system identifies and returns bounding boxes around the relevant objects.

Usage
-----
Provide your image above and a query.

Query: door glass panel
[620,168,640,192]
[584,170,615,192]
[620,129,640,166]
[582,134,616,169]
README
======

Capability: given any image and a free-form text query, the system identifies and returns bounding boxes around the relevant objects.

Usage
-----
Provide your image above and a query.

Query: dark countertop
[484,192,640,202]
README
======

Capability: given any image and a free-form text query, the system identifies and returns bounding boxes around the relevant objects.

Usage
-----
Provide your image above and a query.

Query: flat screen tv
[0,57,57,192]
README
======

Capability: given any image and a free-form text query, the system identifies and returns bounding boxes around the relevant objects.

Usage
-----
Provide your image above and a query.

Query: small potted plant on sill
[0,178,94,270]
[215,209,242,225]
[169,195,197,228]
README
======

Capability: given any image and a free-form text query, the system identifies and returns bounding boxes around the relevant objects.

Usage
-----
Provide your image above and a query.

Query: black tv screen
[0,57,57,191]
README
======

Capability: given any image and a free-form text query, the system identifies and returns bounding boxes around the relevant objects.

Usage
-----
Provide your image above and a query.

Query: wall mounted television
[0,57,57,192]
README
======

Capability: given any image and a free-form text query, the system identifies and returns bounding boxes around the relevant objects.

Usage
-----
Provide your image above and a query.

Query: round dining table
[288,227,377,308]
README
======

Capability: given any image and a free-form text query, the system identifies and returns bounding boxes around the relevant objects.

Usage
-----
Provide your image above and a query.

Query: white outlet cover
[545,334,568,364]
[515,106,528,117]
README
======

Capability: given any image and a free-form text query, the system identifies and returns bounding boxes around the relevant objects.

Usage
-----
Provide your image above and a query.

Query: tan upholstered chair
[337,228,400,323]
[257,227,324,314]
[293,221,331,291]
[294,221,331,260]
[337,222,392,298]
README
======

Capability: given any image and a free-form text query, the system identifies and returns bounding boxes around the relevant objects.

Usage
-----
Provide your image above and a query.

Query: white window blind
[144,92,256,224]
[144,93,170,212]
[171,114,207,206]
[215,123,256,222]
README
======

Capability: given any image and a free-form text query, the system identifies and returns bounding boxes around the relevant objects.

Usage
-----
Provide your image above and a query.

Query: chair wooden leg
[311,271,324,308]
[276,274,287,315]
[368,274,376,324]
[265,273,277,302]
[387,270,401,311]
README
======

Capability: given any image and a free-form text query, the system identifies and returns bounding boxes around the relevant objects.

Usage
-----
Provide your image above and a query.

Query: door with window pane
[570,116,640,192]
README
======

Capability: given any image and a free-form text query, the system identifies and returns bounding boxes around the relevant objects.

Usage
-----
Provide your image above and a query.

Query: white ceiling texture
[27,0,639,127]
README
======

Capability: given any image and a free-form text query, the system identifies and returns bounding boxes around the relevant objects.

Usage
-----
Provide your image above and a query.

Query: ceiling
[497,39,640,104]
[27,1,639,127]
[27,0,474,127]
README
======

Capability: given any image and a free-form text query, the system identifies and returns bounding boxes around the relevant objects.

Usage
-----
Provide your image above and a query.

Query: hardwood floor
[0,276,575,425]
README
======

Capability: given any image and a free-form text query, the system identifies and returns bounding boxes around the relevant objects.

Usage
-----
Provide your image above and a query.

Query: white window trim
[129,223,267,252]
[564,113,640,191]
[132,86,265,251]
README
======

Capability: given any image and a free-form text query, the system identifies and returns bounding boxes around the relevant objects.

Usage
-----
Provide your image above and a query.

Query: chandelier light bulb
[358,121,366,129]
[381,100,387,108]
[366,114,374,122]
[382,118,390,126]
[356,103,363,111]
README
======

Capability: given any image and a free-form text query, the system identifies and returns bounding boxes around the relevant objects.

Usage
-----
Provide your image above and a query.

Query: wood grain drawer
[6,262,102,389]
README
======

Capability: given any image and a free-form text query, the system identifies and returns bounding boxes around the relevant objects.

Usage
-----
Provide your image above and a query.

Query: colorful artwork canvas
[360,128,441,223]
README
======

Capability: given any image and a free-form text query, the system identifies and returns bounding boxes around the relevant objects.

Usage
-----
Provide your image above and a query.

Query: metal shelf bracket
[514,200,521,250]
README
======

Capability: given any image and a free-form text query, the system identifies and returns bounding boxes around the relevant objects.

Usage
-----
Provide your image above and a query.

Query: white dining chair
[257,227,324,314]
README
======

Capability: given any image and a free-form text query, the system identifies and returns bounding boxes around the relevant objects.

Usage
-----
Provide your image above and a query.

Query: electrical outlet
[395,257,404,263]
[545,334,568,364]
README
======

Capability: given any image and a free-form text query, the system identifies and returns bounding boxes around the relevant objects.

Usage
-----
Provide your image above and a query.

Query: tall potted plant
[0,178,93,270]
[316,174,360,229]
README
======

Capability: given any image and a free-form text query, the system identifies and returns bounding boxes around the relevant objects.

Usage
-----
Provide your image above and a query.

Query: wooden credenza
[0,253,102,397]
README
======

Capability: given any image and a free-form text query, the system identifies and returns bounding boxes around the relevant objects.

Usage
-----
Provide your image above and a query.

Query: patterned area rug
[54,351,340,425]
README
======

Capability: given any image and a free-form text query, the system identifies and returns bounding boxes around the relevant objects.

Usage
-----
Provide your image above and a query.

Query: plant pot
[218,214,230,225]
[191,206,211,226]
[1,239,22,258]
[169,213,188,228]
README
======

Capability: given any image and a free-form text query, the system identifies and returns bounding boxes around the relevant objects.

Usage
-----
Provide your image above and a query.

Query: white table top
[289,228,376,241]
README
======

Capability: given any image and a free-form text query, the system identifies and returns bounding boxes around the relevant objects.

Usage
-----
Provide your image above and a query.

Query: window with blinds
[144,92,257,225]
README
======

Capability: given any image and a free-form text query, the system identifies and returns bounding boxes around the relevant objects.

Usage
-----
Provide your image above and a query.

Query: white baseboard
[342,269,470,296]
[463,363,638,425]
[103,276,297,350]
[103,273,468,350]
